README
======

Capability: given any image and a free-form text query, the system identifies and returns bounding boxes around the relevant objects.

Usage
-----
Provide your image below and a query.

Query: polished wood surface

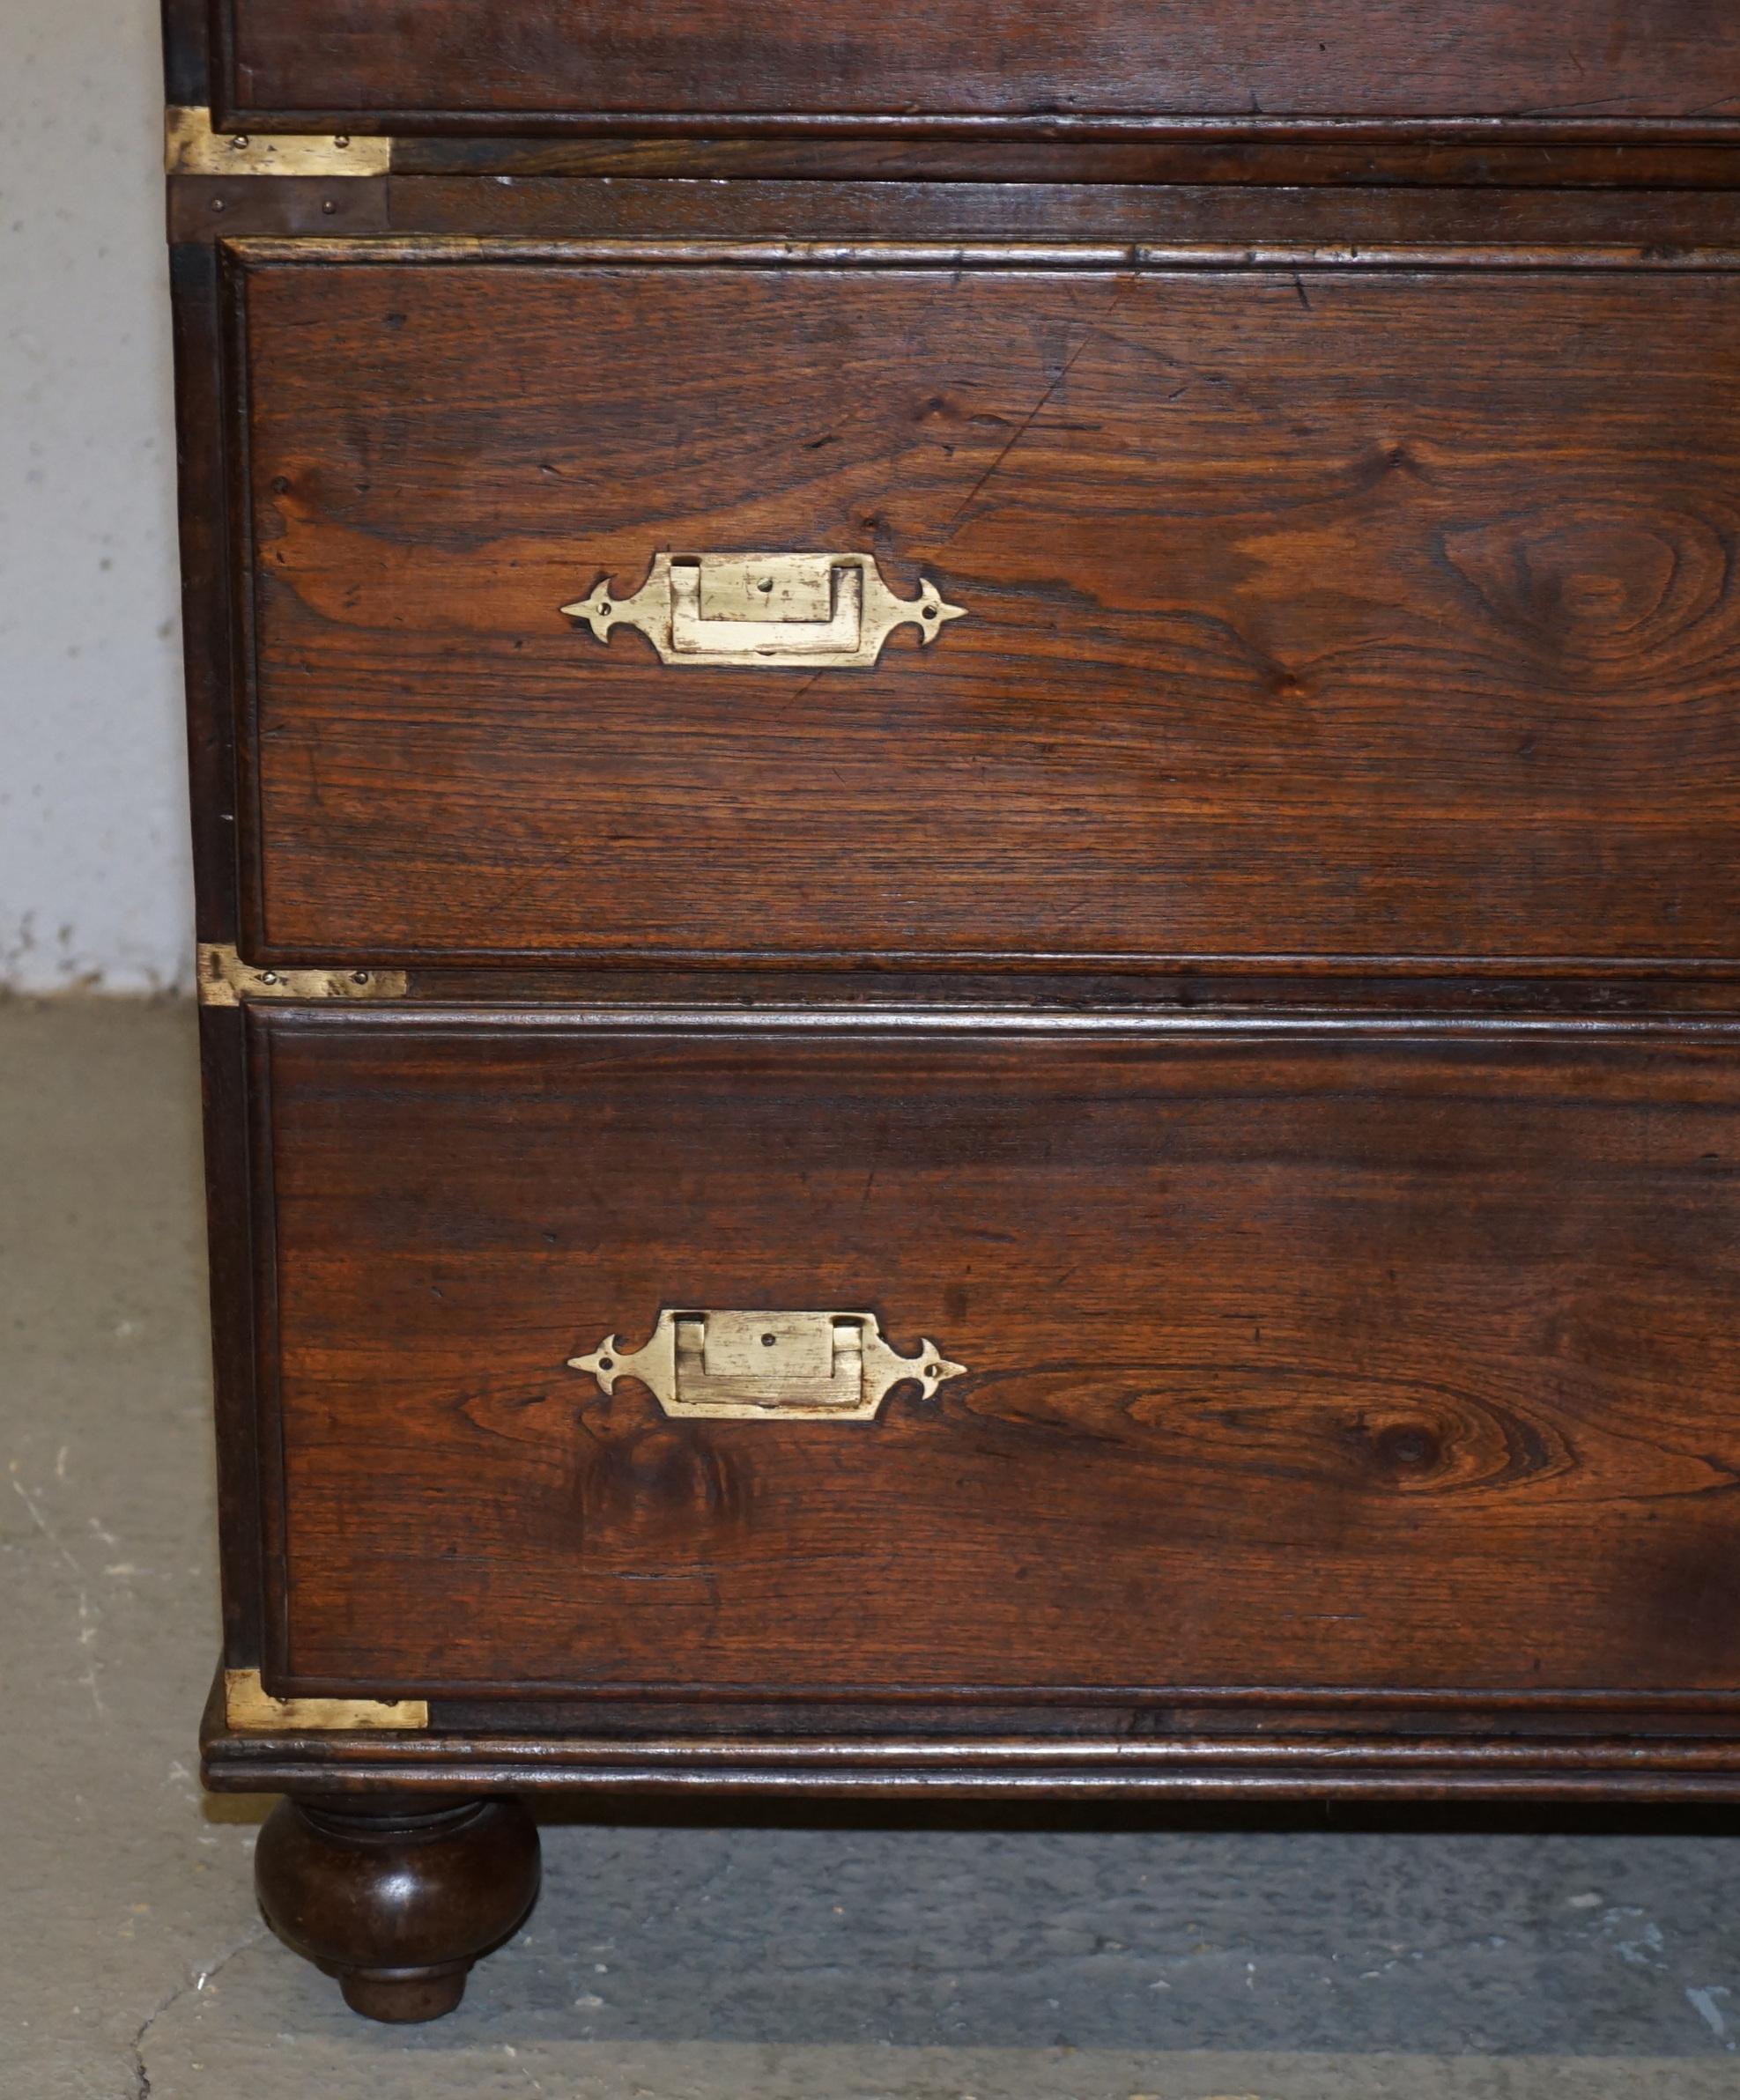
[169,10,1740,1990]
[232,247,1740,968]
[168,176,1740,262]
[215,0,1740,134]
[378,140,1740,187]
[206,1722,1740,1804]
[252,1010,1740,1702]
[254,1794,540,2022]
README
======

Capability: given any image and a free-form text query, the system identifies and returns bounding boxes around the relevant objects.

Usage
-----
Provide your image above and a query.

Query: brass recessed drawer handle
[568,1309,966,1421]
[560,551,966,669]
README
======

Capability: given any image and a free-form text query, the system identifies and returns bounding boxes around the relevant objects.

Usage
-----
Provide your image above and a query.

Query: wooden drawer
[212,0,1740,138]
[229,242,1740,972]
[248,1007,1740,1706]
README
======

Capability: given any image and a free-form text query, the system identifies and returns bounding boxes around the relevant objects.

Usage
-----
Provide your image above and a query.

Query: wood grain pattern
[255,1010,1740,1702]
[168,242,239,941]
[378,139,1740,187]
[233,248,1740,967]
[254,1794,541,2022]
[169,174,1740,248]
[168,0,1740,1852]
[366,180,1740,250]
[215,0,1740,134]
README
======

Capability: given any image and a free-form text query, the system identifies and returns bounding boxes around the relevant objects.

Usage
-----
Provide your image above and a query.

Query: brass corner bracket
[569,1308,967,1422]
[224,1668,428,1733]
[196,943,409,1008]
[167,106,393,178]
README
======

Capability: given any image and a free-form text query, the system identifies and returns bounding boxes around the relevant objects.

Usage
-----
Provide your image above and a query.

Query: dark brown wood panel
[216,0,1740,134]
[169,241,241,942]
[171,174,1740,247]
[234,248,1740,967]
[380,139,1740,186]
[259,1010,1740,1703]
[380,181,1740,248]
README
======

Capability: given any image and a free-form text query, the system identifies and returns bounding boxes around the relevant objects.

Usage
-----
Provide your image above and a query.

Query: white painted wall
[1,0,191,993]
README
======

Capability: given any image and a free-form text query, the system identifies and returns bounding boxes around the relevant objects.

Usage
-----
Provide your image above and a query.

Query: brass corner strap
[167,106,393,178]
[225,1669,428,1733]
[196,943,409,1007]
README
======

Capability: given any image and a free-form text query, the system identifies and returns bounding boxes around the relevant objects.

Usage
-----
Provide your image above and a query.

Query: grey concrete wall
[1,0,191,993]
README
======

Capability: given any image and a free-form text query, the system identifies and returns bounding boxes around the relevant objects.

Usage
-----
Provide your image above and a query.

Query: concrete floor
[4,1001,1739,2099]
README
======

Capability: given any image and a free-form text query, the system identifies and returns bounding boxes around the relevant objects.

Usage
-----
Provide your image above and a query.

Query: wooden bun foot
[255,1794,540,2023]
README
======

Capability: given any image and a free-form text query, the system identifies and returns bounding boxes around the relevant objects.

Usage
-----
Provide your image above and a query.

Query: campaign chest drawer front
[251,1009,1740,1704]
[214,0,1740,134]
[232,248,1740,972]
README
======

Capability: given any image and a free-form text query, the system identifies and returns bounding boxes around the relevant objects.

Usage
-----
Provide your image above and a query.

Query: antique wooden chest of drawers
[167,0,1740,2023]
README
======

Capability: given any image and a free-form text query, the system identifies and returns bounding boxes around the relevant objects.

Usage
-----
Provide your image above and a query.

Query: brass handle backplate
[561,551,966,668]
[568,1309,966,1421]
